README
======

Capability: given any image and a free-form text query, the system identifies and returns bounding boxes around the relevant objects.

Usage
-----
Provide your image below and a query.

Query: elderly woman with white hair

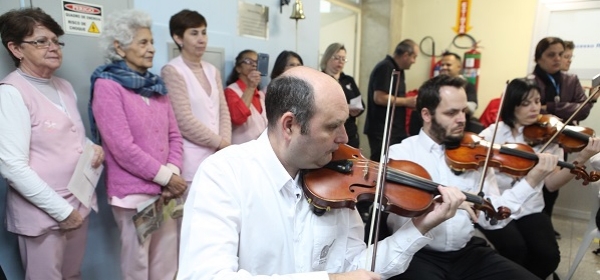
[89,9,185,280]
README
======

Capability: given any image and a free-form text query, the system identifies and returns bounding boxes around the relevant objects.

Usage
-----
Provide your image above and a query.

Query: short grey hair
[265,75,315,135]
[320,43,345,71]
[100,9,152,63]
[394,39,416,56]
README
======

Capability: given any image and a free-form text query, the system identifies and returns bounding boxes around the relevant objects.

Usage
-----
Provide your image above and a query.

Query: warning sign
[62,0,103,37]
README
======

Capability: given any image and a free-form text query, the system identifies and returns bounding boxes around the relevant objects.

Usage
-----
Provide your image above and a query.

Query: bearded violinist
[386,75,557,280]
[177,67,466,279]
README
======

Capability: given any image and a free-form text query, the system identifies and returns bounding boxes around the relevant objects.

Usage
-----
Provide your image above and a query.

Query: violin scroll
[568,161,600,185]
[471,198,511,225]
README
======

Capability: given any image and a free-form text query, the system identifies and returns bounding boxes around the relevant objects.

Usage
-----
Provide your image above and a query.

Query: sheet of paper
[349,95,364,110]
[67,142,104,208]
[133,196,184,243]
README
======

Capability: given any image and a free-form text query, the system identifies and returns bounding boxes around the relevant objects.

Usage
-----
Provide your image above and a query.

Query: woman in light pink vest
[0,8,103,279]
[161,9,232,184]
[89,10,185,280]
[224,50,268,144]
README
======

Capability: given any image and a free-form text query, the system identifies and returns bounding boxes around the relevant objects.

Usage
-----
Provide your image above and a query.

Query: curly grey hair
[100,9,152,63]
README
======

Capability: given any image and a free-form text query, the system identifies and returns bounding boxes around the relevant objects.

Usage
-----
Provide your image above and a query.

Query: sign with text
[547,8,600,79]
[238,1,269,39]
[453,0,472,35]
[62,0,103,37]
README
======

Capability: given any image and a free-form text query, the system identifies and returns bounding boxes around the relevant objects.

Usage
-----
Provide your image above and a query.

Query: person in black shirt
[364,39,418,161]
[320,43,364,148]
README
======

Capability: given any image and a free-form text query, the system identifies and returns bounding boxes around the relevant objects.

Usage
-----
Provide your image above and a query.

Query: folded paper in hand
[132,197,184,243]
[67,141,103,208]
[349,95,364,110]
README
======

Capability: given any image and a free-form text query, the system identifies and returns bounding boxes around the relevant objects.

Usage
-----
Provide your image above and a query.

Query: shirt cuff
[56,203,75,222]
[153,165,174,187]
[389,219,432,255]
[509,180,538,205]
[166,163,181,176]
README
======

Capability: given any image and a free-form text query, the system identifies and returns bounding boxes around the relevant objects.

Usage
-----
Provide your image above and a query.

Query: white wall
[134,0,321,85]
[400,0,539,117]
[319,14,358,77]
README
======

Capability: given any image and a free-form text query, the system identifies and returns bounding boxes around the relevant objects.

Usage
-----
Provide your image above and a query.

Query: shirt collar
[385,55,401,70]
[255,131,297,193]
[417,129,445,154]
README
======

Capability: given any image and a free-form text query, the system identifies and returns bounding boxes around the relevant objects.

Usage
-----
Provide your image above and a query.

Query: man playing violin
[177,67,467,280]
[477,78,600,279]
[386,75,558,280]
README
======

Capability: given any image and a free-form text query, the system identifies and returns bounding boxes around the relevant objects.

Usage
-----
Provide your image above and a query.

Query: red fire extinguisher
[463,48,481,90]
[431,59,442,78]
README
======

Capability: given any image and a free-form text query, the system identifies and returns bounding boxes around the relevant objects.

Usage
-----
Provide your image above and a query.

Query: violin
[445,132,600,184]
[523,114,595,153]
[302,144,511,224]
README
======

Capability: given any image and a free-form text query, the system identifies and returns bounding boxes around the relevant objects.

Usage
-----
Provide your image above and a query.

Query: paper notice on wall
[62,0,103,37]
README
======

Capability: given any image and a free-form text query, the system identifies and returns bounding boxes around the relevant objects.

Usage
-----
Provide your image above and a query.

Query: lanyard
[547,74,561,102]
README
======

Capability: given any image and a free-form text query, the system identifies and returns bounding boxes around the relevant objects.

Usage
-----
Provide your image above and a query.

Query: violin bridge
[362,163,369,180]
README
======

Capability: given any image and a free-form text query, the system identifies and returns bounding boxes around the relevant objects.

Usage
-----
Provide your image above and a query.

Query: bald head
[281,66,346,102]
[266,66,347,133]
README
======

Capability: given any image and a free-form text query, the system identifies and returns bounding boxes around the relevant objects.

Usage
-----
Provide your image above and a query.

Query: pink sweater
[92,78,183,198]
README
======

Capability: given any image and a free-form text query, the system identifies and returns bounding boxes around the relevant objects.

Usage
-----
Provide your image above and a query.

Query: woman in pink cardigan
[89,10,185,280]
[161,9,232,184]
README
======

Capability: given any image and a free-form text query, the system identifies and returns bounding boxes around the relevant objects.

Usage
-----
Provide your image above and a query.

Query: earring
[179,43,183,48]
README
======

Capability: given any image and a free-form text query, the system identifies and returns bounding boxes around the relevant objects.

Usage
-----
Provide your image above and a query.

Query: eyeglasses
[21,38,65,49]
[240,58,258,67]
[332,55,348,63]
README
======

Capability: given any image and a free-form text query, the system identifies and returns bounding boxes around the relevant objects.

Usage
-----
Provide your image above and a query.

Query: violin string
[352,160,485,204]
[352,161,438,190]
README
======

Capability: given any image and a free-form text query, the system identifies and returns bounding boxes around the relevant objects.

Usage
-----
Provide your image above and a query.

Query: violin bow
[365,70,402,271]
[538,86,600,153]
[474,81,510,201]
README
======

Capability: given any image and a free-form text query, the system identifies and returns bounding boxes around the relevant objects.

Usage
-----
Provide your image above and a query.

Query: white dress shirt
[480,122,563,218]
[178,131,431,279]
[386,130,538,251]
[0,84,73,221]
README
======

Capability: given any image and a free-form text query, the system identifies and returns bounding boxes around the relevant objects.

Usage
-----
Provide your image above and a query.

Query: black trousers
[543,153,568,218]
[0,265,6,280]
[388,237,540,280]
[477,213,560,279]
[542,186,559,217]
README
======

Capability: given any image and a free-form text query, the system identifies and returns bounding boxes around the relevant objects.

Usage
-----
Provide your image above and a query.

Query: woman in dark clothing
[320,43,364,148]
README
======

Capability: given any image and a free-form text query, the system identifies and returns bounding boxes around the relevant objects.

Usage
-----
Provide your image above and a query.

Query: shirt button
[406,238,412,243]
[77,147,83,153]
[71,126,76,132]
